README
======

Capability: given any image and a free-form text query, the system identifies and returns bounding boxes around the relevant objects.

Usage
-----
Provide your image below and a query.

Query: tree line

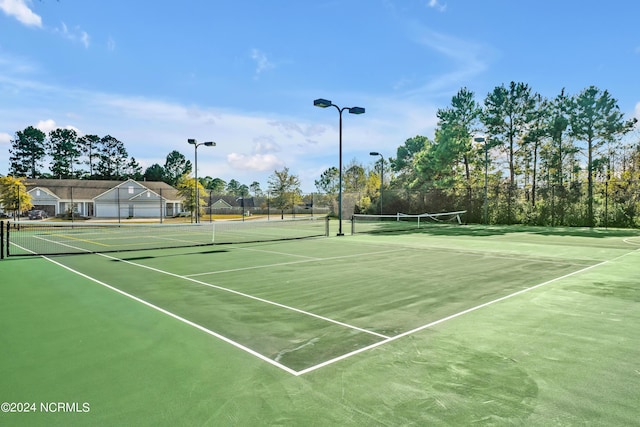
[1,124,306,217]
[314,83,639,227]
[3,127,305,217]
[5,126,268,196]
[4,82,639,227]
[8,127,143,181]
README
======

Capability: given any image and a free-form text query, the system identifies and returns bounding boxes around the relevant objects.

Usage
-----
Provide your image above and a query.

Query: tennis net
[4,217,329,257]
[351,211,466,234]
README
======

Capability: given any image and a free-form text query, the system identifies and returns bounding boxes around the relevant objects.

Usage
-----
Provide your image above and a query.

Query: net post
[325,216,330,237]
[1,221,4,260]
[6,221,10,257]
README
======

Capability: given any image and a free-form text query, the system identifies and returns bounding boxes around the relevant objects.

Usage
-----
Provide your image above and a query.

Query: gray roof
[210,195,255,208]
[25,179,181,201]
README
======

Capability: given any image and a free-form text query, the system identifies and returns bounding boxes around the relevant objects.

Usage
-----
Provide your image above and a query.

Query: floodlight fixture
[314,98,366,235]
[187,138,216,223]
[314,98,333,108]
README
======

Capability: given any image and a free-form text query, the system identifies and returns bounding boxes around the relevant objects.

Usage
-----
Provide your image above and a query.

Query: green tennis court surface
[1,223,639,425]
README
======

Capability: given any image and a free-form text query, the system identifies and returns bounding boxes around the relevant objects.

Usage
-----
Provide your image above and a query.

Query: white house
[25,179,183,219]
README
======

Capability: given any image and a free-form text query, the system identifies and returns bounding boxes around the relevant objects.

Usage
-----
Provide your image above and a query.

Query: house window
[128,186,134,194]
[147,192,151,198]
[36,190,41,196]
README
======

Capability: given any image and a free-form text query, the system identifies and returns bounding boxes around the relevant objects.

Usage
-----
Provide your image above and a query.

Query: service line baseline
[10,239,638,376]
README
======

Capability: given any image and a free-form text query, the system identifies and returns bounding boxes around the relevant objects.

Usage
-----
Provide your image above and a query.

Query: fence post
[71,186,75,226]
[160,188,163,224]
[605,180,609,229]
[1,221,4,259]
[6,221,10,257]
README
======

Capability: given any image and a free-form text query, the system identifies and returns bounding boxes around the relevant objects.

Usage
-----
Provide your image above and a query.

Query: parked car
[28,210,48,220]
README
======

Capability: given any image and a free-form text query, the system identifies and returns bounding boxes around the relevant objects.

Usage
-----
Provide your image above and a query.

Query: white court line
[10,240,389,375]
[50,258,300,375]
[16,237,389,339]
[15,238,636,377]
[295,247,640,376]
[35,233,191,249]
[94,252,390,339]
[235,246,322,260]
[33,233,202,250]
[186,248,407,277]
[186,258,326,277]
[34,234,100,250]
[9,242,299,375]
[332,236,596,267]
[623,237,640,246]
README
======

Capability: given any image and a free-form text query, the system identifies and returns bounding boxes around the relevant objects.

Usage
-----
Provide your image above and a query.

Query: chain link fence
[347,180,639,228]
[17,180,334,221]
[15,179,639,228]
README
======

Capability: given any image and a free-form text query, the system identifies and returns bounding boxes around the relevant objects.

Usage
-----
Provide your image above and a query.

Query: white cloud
[35,119,57,133]
[267,120,325,140]
[251,48,275,76]
[405,26,493,96]
[427,0,446,12]
[0,51,39,77]
[226,135,285,172]
[80,31,90,49]
[0,131,11,146]
[635,102,640,120]
[35,119,80,134]
[0,0,42,27]
[107,36,116,52]
[227,152,283,172]
[252,136,281,154]
[55,22,90,48]
[0,69,440,191]
[0,1,91,47]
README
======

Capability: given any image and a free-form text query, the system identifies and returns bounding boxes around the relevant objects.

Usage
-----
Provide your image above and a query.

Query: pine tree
[48,128,80,178]
[95,135,128,179]
[78,134,100,177]
[570,86,637,226]
[9,126,47,178]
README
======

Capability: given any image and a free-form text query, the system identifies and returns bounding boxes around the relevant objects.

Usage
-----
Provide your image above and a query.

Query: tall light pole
[314,98,365,236]
[369,152,384,215]
[236,194,245,222]
[474,136,488,224]
[187,138,216,223]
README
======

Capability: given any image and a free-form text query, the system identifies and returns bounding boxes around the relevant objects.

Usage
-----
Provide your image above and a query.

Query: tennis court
[1,218,639,425]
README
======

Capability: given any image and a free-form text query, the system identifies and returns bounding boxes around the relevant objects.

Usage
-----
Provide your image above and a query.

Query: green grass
[1,223,639,425]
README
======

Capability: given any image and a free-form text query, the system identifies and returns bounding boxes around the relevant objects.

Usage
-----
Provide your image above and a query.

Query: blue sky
[1,0,639,192]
